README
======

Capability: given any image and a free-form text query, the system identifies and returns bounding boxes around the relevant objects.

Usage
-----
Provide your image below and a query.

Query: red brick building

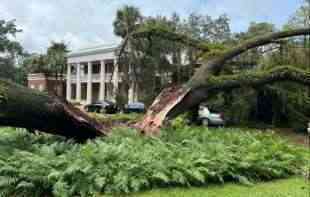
[27,73,66,97]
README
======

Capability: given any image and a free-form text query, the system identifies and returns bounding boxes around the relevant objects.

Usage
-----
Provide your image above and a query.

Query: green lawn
[131,177,309,197]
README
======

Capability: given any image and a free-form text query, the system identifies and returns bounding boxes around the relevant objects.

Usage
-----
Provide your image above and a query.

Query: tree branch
[167,66,310,119]
[189,28,310,87]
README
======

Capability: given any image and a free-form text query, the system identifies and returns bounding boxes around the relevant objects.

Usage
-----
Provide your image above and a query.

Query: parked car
[198,105,225,126]
[84,100,118,114]
[123,102,145,113]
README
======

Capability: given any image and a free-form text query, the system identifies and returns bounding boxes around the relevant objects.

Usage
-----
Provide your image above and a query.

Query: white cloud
[0,0,303,53]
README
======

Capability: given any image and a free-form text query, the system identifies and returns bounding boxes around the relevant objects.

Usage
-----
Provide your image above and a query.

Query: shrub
[0,127,307,196]
[90,113,143,126]
[170,114,189,129]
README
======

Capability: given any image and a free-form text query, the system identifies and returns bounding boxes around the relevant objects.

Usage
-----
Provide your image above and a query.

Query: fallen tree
[0,28,309,139]
[135,28,310,134]
[0,80,107,141]
[0,65,309,139]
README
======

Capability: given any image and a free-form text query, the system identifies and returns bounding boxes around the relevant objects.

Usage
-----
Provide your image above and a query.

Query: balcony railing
[69,73,115,83]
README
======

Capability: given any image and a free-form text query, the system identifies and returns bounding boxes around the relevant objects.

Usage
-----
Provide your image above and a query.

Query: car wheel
[202,119,209,126]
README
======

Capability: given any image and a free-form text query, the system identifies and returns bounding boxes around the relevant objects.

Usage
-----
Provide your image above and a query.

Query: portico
[66,44,137,104]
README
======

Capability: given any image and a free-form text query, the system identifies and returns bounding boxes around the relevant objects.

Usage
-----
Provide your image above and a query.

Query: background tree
[0,19,25,84]
[115,11,232,105]
[285,0,310,29]
[22,53,48,73]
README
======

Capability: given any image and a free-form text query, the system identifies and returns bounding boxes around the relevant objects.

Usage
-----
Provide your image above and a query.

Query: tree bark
[136,28,310,134]
[0,79,107,141]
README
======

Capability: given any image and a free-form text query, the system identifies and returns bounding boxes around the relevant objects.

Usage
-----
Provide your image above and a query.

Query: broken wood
[0,79,107,141]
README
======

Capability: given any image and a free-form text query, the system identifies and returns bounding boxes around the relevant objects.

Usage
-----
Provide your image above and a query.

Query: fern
[0,127,307,196]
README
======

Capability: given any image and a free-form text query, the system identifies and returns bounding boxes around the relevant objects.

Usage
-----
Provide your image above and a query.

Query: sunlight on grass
[133,177,309,197]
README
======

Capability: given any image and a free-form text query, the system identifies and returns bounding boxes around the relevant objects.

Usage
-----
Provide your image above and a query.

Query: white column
[66,64,72,101]
[128,63,133,103]
[128,64,138,103]
[76,63,81,102]
[128,81,134,103]
[99,60,106,101]
[134,82,139,101]
[86,62,93,104]
[112,59,119,102]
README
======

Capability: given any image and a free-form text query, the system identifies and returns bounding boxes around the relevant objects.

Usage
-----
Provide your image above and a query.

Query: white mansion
[66,44,138,104]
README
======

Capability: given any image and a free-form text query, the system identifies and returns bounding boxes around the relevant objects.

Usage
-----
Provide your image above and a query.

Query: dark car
[123,102,145,113]
[84,100,118,114]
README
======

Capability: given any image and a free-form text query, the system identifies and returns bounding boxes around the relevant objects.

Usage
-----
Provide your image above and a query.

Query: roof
[67,43,120,58]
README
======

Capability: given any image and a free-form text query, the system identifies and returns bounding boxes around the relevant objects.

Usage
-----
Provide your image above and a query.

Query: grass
[0,126,307,196]
[133,177,309,197]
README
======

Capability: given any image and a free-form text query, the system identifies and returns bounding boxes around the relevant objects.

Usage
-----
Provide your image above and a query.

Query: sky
[0,0,304,53]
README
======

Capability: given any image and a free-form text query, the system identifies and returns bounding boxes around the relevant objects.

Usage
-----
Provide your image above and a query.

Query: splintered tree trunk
[136,28,310,134]
[0,79,107,141]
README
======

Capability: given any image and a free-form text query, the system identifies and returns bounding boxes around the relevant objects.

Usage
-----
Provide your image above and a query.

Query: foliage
[115,9,232,104]
[90,113,143,125]
[205,19,310,131]
[23,42,68,75]
[0,58,27,85]
[0,127,307,196]
[113,5,142,38]
[285,0,310,29]
[22,53,49,73]
[0,19,22,55]
[46,42,68,75]
[0,19,26,84]
[170,114,190,129]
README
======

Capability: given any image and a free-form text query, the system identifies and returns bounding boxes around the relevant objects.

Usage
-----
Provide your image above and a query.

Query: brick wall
[27,73,66,97]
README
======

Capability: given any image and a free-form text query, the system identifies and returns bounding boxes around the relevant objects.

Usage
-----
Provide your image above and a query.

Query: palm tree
[113,6,142,103]
[113,5,142,38]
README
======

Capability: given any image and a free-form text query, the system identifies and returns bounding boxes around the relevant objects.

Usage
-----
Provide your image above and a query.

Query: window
[105,60,114,73]
[92,63,100,74]
[71,65,76,74]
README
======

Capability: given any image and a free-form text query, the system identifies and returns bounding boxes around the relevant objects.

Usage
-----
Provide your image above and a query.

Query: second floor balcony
[70,72,123,83]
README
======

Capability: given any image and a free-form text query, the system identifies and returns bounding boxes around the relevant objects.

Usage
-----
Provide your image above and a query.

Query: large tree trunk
[136,28,310,134]
[0,79,107,141]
